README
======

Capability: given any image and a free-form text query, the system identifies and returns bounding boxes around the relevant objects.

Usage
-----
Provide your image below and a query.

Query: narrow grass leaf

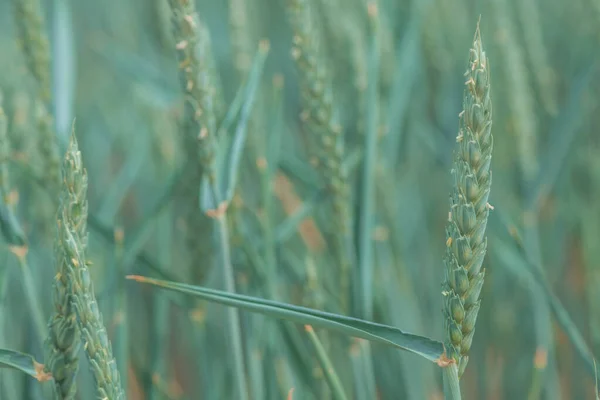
[0,205,26,247]
[222,41,270,204]
[126,275,447,363]
[529,57,598,209]
[0,349,51,382]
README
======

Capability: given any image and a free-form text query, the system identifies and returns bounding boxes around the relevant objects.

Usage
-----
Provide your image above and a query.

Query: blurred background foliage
[0,0,599,399]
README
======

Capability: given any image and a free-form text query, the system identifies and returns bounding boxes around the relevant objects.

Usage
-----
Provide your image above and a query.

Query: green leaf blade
[0,349,51,382]
[127,275,446,363]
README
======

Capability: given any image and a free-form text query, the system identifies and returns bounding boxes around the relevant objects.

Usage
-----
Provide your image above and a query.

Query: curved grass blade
[529,57,599,210]
[126,275,447,364]
[0,204,26,247]
[0,349,51,382]
[222,40,270,204]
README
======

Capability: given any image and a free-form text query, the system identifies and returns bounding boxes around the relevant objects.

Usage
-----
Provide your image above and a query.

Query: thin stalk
[355,4,380,397]
[214,209,248,400]
[262,76,284,290]
[358,0,380,322]
[0,259,19,399]
[442,365,462,400]
[114,228,128,398]
[15,253,46,345]
[149,205,173,400]
[304,325,348,400]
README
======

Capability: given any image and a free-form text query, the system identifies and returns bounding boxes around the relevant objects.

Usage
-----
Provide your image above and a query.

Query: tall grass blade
[222,41,270,204]
[126,275,447,363]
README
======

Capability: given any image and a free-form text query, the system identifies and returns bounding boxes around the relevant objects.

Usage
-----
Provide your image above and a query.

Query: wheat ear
[442,22,493,378]
[58,130,124,399]
[286,0,351,310]
[13,0,61,190]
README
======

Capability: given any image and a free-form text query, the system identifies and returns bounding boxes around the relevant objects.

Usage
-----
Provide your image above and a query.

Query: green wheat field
[0,0,599,399]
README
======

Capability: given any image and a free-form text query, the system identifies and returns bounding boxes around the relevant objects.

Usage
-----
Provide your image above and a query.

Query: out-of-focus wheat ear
[13,0,61,203]
[168,0,219,283]
[286,0,351,311]
[168,0,219,183]
[59,129,124,399]
[228,0,256,76]
[442,21,493,379]
[167,2,249,399]
[492,0,538,184]
[12,0,51,104]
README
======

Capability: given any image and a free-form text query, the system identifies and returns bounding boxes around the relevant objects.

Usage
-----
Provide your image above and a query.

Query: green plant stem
[16,254,46,344]
[215,213,248,400]
[442,364,462,400]
[0,265,19,399]
[305,325,348,400]
[114,230,128,398]
[354,4,379,397]
[359,0,380,322]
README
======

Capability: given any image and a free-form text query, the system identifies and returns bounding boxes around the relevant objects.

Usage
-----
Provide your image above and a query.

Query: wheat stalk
[442,22,493,378]
[167,2,249,398]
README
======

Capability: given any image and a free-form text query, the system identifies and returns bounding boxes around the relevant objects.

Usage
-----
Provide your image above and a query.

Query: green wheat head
[442,22,493,378]
[12,0,51,104]
[13,0,61,204]
[168,0,219,183]
[167,0,218,281]
[44,127,86,399]
[57,131,124,399]
[286,0,350,234]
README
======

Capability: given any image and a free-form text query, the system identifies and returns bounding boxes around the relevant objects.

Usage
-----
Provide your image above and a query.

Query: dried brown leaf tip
[33,361,52,382]
[204,201,229,219]
[435,350,456,368]
[9,245,28,261]
[441,20,492,379]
